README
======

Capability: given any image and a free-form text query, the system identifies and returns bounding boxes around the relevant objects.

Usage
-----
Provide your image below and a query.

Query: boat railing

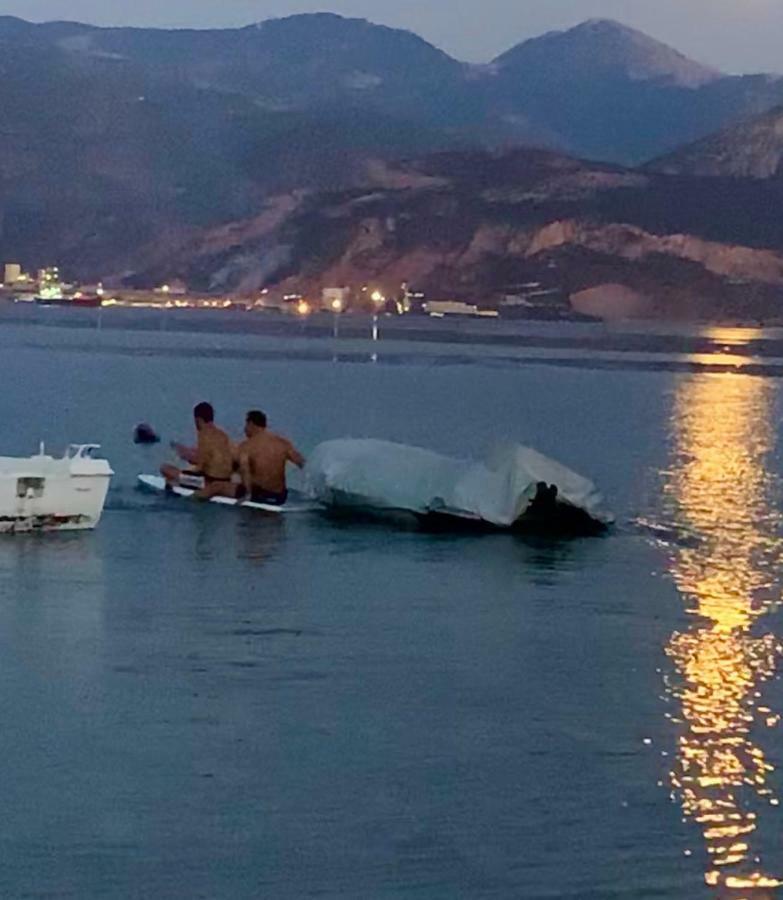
[65,444,102,459]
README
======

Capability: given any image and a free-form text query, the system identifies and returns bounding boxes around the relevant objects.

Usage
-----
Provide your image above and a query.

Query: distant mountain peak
[254,11,357,30]
[576,18,642,33]
[495,18,721,88]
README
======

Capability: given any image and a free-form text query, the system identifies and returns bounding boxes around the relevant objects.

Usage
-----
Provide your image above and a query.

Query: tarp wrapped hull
[306,439,611,534]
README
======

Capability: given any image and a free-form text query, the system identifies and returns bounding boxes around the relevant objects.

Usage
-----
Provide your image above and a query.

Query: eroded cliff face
[128,147,783,321]
[284,214,783,290]
[125,194,305,291]
[527,221,783,284]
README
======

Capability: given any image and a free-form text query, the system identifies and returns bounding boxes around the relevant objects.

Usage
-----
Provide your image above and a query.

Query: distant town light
[331,298,344,313]
[297,300,311,317]
[371,290,385,304]
[37,265,64,301]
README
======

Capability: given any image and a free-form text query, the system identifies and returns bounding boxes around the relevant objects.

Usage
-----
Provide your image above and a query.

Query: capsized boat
[305,439,612,535]
[0,444,113,533]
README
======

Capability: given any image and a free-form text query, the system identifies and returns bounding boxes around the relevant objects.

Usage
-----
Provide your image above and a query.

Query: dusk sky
[1,0,780,74]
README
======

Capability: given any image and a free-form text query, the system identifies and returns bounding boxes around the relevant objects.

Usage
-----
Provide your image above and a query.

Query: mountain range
[5,14,783,164]
[4,12,783,319]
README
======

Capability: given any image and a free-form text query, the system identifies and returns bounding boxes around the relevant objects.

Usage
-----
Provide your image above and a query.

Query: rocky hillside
[3,14,783,166]
[0,21,465,279]
[5,11,783,310]
[132,148,783,322]
[648,106,783,178]
[0,14,468,125]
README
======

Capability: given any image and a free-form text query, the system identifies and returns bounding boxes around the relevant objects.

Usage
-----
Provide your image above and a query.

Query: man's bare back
[193,425,234,482]
[161,402,236,499]
[238,411,305,504]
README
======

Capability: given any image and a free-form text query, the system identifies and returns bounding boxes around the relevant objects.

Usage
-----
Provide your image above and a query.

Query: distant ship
[34,294,102,308]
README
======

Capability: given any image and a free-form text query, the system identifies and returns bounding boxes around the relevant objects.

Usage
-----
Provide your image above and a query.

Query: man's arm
[172,442,199,465]
[238,446,253,497]
[286,441,305,469]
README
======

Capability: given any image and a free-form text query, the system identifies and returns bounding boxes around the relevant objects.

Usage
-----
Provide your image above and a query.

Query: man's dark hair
[193,401,214,423]
[246,410,267,428]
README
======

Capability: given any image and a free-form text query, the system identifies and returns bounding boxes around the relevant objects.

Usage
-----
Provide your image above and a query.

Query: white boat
[0,444,113,533]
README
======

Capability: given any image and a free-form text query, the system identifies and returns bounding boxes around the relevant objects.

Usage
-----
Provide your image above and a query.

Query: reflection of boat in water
[0,444,113,533]
[662,372,783,892]
[306,439,611,536]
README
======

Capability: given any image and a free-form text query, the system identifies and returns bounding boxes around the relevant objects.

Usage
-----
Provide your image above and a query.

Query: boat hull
[0,511,104,534]
[0,446,112,534]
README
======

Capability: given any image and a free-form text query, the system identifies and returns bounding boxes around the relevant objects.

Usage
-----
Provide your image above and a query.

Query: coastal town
[0,262,575,321]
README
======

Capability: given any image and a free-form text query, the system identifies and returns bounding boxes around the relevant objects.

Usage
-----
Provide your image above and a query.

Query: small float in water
[306,439,612,536]
[133,423,161,445]
[0,444,113,534]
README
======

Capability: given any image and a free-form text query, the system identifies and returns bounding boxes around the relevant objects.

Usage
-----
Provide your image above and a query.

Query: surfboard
[137,474,319,514]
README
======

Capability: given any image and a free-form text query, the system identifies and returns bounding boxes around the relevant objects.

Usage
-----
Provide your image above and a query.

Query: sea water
[0,319,781,898]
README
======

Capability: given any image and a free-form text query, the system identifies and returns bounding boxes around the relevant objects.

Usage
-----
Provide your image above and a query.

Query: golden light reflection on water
[664,373,783,894]
[700,327,764,349]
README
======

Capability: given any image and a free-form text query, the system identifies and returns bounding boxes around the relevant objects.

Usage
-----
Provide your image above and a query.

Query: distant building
[501,296,535,309]
[321,287,350,312]
[155,279,187,296]
[37,266,64,300]
[424,300,498,318]
[398,283,425,314]
[499,287,562,317]
[4,263,21,285]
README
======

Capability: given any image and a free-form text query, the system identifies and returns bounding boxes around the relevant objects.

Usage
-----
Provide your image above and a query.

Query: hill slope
[4,14,783,166]
[0,19,469,277]
[132,147,783,322]
[0,14,470,124]
[648,106,783,177]
[5,12,783,298]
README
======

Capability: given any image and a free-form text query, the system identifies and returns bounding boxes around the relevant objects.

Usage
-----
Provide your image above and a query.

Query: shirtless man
[161,401,236,500]
[236,410,305,506]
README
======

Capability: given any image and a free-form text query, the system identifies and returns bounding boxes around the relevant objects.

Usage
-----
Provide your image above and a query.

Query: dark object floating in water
[134,423,160,445]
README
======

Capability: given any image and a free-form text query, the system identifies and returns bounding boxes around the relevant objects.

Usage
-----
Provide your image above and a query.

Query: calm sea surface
[1,315,783,898]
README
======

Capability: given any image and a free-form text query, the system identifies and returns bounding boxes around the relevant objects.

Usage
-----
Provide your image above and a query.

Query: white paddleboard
[137,474,319,514]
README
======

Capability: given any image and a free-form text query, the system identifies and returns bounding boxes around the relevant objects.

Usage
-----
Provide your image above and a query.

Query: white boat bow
[0,443,113,533]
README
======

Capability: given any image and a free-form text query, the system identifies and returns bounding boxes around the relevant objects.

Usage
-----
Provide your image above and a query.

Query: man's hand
[287,442,306,469]
[171,442,196,463]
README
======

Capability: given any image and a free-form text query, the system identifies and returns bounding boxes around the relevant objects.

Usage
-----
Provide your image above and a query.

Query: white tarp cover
[305,439,608,527]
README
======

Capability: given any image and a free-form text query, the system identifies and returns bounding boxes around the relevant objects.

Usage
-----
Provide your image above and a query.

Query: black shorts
[237,486,288,506]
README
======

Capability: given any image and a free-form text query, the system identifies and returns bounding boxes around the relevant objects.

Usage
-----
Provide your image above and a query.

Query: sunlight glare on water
[662,373,783,893]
